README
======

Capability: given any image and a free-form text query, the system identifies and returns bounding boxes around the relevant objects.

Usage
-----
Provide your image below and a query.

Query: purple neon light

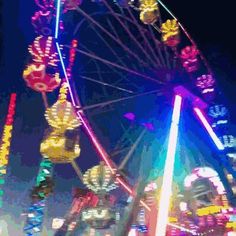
[194,107,225,150]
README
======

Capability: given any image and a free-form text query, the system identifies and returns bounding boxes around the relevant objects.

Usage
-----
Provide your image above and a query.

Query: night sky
[0,0,236,235]
[1,0,235,112]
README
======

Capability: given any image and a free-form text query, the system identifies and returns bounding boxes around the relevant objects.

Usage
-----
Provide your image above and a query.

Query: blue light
[55,0,61,39]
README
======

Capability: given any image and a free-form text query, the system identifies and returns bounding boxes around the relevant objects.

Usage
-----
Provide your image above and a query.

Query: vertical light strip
[155,95,182,236]
[55,0,61,39]
[194,107,225,150]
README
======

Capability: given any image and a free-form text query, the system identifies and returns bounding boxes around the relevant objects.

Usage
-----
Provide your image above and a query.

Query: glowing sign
[184,167,226,195]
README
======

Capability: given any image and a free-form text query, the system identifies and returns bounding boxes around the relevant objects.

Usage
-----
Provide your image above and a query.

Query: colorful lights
[180,46,199,73]
[139,0,159,25]
[194,107,225,150]
[23,63,61,92]
[28,36,59,66]
[45,83,81,132]
[31,11,54,36]
[24,157,53,235]
[196,74,215,94]
[34,0,54,11]
[83,163,118,194]
[155,95,182,236]
[184,167,226,195]
[161,19,180,47]
[0,93,17,208]
[40,130,81,163]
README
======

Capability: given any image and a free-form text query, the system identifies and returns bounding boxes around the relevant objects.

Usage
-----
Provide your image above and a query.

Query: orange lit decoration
[23,63,61,92]
[40,130,81,163]
[28,36,59,66]
[0,93,17,208]
[45,82,81,132]
[180,46,199,73]
[139,0,159,25]
[161,19,180,47]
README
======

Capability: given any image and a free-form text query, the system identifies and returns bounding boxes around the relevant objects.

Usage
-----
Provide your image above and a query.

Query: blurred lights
[161,19,180,47]
[184,167,226,195]
[83,163,118,194]
[194,107,225,150]
[155,95,182,236]
[28,36,59,66]
[0,93,17,208]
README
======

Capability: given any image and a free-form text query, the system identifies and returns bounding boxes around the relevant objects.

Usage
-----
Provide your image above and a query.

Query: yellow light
[139,0,159,25]
[161,19,180,46]
[40,131,80,163]
[83,163,118,194]
[45,83,81,132]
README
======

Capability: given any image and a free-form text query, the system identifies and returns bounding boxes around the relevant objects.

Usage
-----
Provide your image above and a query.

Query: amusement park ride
[0,0,236,235]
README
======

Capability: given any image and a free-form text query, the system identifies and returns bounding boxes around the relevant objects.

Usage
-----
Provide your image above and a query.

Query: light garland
[0,93,17,208]
[24,157,53,235]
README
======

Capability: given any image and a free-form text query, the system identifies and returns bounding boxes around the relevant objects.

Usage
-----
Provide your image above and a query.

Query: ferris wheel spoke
[148,25,168,68]
[102,0,158,68]
[80,76,134,94]
[105,18,145,73]
[78,89,161,112]
[71,160,84,183]
[126,7,164,68]
[88,23,134,73]
[66,45,165,84]
[75,7,150,67]
[78,42,140,92]
[119,129,146,170]
[89,24,127,67]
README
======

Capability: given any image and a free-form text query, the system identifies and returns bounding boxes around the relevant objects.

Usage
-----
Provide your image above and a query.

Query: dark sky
[1,0,235,109]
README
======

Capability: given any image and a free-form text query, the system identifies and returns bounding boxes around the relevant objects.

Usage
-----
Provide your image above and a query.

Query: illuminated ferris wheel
[0,0,234,235]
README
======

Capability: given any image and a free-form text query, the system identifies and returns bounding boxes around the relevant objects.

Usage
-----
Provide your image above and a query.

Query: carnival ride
[0,0,236,235]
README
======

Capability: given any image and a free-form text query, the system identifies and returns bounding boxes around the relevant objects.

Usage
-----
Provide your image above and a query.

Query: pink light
[155,95,182,236]
[194,108,225,150]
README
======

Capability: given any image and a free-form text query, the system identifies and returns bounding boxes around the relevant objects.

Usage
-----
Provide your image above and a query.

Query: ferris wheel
[0,0,233,235]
